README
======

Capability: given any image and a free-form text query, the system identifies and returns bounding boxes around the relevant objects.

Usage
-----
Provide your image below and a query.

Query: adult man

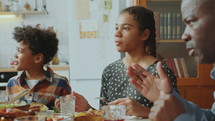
[126,0,215,120]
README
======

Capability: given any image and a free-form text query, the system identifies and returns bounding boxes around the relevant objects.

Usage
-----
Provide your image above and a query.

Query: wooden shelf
[0,67,16,72]
[22,11,45,15]
[0,65,69,72]
[48,65,69,71]
[177,64,206,86]
[0,11,45,14]
[148,0,181,2]
[0,11,46,17]
[136,0,214,109]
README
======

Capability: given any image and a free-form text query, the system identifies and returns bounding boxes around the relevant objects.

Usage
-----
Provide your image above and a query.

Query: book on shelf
[176,13,181,39]
[154,12,160,40]
[167,12,172,40]
[181,21,186,38]
[162,58,189,78]
[174,58,182,78]
[155,11,184,40]
[164,12,168,40]
[172,12,177,39]
[180,58,189,78]
[162,58,178,77]
[170,58,178,77]
[176,58,184,77]
[159,12,164,40]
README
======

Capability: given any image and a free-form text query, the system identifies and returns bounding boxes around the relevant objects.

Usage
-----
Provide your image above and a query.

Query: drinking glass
[60,95,76,116]
[0,90,7,102]
[14,116,45,121]
[101,105,126,121]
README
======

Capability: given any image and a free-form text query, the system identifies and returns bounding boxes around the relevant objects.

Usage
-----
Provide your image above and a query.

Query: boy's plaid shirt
[6,67,72,109]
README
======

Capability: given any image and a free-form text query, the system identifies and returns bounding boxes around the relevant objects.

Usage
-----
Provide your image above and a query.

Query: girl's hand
[109,98,150,118]
[72,91,92,112]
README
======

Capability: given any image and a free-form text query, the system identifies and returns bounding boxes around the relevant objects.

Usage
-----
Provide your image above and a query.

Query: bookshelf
[133,0,215,109]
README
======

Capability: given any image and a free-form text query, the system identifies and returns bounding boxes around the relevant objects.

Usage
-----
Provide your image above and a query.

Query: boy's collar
[19,67,54,83]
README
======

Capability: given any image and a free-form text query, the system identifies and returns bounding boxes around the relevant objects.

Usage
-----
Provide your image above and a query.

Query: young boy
[6,25,71,109]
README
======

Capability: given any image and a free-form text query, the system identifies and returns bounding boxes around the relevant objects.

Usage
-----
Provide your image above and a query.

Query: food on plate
[86,108,102,115]
[75,112,87,117]
[30,102,49,112]
[0,104,27,109]
[0,117,13,121]
[0,102,48,120]
[0,107,29,119]
[74,115,104,121]
[36,111,71,121]
[53,106,60,113]
[13,104,30,111]
[74,109,104,121]
[75,108,102,118]
[45,116,65,121]
[27,102,49,115]
[0,101,29,111]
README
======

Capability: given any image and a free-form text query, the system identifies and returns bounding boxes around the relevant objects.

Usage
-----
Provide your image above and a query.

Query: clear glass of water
[60,95,76,116]
[0,90,7,102]
[101,105,126,121]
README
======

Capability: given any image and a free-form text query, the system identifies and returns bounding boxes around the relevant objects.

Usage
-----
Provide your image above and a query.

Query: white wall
[0,0,127,109]
[0,0,69,67]
[67,0,126,109]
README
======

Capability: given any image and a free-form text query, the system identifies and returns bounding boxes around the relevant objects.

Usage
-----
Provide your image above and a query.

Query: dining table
[37,110,151,121]
[125,118,150,121]
[121,115,150,121]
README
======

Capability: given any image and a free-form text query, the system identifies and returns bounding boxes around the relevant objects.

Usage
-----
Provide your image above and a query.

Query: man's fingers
[132,64,150,77]
[156,61,173,94]
[108,98,127,105]
[148,111,156,121]
[156,62,167,79]
[127,65,145,86]
[129,77,144,91]
[127,66,136,77]
[160,91,166,96]
[149,105,160,121]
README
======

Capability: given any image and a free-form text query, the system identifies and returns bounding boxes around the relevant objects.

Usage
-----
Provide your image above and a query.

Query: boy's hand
[54,98,60,113]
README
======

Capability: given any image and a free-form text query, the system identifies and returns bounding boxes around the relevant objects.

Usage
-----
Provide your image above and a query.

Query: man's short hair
[198,0,215,15]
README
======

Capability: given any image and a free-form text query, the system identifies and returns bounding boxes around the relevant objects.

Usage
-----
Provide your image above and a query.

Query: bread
[75,112,87,117]
[30,102,48,112]
[0,117,13,121]
[86,109,102,115]
[75,108,104,121]
[74,115,104,121]
[13,104,30,111]
[30,102,44,108]
[0,108,29,119]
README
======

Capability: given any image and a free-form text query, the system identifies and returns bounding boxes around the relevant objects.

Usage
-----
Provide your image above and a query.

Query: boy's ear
[34,53,44,64]
[141,29,150,41]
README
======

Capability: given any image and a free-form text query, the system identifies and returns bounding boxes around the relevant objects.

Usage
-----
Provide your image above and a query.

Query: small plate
[36,111,72,121]
[0,104,29,110]
[14,104,30,111]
